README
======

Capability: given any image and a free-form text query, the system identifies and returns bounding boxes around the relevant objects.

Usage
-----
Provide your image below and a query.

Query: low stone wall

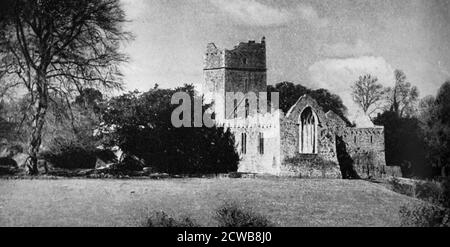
[349,150,401,179]
[384,166,402,178]
[280,154,341,178]
[353,163,402,179]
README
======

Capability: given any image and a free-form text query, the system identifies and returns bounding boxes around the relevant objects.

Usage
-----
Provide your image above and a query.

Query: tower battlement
[203,37,268,121]
[204,37,266,70]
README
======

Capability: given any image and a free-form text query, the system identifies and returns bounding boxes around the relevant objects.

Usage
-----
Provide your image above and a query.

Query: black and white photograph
[0,0,450,233]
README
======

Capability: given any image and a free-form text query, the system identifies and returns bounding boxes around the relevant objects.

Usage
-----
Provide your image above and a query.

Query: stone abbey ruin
[202,37,401,179]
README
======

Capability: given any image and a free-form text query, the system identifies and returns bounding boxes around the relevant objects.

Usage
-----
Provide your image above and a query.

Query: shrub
[440,178,450,208]
[0,142,25,158]
[0,157,20,175]
[145,211,199,227]
[415,180,443,205]
[399,203,450,227]
[42,137,97,169]
[0,157,18,167]
[0,166,20,175]
[390,177,415,197]
[214,202,272,227]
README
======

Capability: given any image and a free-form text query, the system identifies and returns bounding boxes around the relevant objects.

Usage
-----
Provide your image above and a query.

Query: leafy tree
[374,111,430,177]
[75,88,103,109]
[101,85,239,174]
[309,88,348,122]
[267,82,308,114]
[386,70,419,117]
[267,81,349,123]
[0,0,130,174]
[419,81,450,176]
[351,74,385,117]
[435,81,450,125]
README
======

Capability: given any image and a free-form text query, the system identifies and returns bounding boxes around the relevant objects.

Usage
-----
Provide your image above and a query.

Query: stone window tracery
[299,107,318,154]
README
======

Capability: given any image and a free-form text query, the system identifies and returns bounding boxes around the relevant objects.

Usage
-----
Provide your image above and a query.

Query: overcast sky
[120,0,450,115]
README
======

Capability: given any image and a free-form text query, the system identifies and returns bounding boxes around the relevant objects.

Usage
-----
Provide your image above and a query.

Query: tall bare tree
[0,0,130,174]
[351,74,385,117]
[386,69,419,117]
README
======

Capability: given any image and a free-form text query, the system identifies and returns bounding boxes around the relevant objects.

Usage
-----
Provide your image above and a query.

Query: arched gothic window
[245,99,249,118]
[299,107,318,154]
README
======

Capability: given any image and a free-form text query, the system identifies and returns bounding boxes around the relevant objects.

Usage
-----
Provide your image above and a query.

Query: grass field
[0,178,421,227]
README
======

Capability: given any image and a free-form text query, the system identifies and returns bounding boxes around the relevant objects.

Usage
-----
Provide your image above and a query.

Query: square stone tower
[203,37,267,121]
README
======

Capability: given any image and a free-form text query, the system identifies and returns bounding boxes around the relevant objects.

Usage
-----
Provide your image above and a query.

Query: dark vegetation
[1,84,240,176]
[389,177,415,197]
[373,78,450,179]
[390,177,450,227]
[374,112,429,177]
[101,84,240,175]
[214,202,273,227]
[399,203,450,227]
[145,202,272,227]
[145,211,200,227]
[41,137,110,170]
[267,82,350,124]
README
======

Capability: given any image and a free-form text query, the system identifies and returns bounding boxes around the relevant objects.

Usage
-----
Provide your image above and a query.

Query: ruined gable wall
[281,95,337,162]
[280,95,342,178]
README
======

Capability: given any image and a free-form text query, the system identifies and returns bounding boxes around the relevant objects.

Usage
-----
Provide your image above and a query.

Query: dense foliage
[101,85,239,174]
[420,81,450,176]
[374,112,429,177]
[41,137,98,169]
[373,80,450,178]
[267,82,350,124]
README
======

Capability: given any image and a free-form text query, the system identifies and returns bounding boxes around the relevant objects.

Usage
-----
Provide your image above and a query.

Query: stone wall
[203,69,226,120]
[202,39,267,122]
[279,95,342,178]
[218,111,281,174]
[281,95,340,163]
[279,154,341,178]
[224,70,266,93]
[340,127,389,178]
[224,40,266,69]
[203,40,266,70]
[204,43,225,69]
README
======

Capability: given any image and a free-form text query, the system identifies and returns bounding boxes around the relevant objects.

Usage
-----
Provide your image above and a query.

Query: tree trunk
[28,72,48,175]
